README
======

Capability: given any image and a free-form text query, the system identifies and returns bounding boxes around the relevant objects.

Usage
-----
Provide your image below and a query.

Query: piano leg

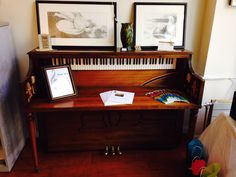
[27,113,39,172]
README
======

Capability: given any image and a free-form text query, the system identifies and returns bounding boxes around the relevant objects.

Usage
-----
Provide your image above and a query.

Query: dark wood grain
[39,110,184,151]
[28,48,192,58]
[25,87,200,113]
[27,113,39,172]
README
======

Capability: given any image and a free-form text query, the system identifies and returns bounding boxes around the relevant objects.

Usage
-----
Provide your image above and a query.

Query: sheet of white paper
[100,90,135,106]
[108,90,134,104]
[99,91,113,105]
[100,91,123,106]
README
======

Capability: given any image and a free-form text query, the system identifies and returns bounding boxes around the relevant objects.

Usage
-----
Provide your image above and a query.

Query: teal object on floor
[187,139,207,165]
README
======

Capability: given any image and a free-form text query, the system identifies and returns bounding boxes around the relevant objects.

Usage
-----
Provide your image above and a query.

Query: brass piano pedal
[104,145,109,156]
[111,145,116,155]
[117,146,122,155]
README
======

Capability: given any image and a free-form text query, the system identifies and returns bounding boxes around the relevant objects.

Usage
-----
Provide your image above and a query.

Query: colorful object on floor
[190,161,221,177]
[201,163,221,177]
[145,89,189,104]
[187,139,221,177]
[187,139,207,163]
[191,159,206,175]
[187,139,207,176]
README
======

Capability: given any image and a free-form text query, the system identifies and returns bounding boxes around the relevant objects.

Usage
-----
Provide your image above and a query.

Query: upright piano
[21,49,204,171]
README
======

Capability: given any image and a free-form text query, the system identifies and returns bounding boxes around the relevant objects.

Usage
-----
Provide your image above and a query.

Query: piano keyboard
[51,57,176,70]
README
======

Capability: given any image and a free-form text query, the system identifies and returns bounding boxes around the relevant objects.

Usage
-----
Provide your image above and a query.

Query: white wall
[0,0,38,81]
[203,79,236,103]
[201,0,236,103]
[195,0,236,135]
[0,0,205,80]
[204,0,236,79]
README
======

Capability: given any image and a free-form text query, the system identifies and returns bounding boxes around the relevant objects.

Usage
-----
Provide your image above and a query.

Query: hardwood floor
[0,144,4,161]
[0,139,187,177]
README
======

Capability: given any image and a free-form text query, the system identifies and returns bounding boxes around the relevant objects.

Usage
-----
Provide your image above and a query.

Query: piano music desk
[21,49,204,171]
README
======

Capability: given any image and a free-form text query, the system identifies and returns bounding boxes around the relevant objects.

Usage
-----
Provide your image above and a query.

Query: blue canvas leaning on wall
[0,22,25,172]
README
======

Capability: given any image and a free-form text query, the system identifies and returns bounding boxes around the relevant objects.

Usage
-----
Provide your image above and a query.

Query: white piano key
[63,58,66,65]
[68,57,176,70]
[52,58,55,66]
[72,58,76,70]
[55,58,59,65]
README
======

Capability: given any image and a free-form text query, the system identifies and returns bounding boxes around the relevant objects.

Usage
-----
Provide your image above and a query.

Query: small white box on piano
[158,41,174,51]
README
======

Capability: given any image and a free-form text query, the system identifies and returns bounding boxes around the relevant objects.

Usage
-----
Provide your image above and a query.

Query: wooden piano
[21,49,204,171]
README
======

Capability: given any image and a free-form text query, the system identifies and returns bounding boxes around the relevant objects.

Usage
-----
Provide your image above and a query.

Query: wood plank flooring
[0,144,4,161]
[0,140,187,177]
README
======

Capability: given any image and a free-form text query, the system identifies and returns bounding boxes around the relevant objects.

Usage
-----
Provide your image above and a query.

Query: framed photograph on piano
[134,2,187,50]
[36,1,117,50]
[43,65,77,101]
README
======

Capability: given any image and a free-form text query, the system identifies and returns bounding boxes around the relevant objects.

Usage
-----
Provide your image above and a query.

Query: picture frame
[43,65,77,101]
[230,0,236,6]
[38,34,52,51]
[134,2,187,50]
[36,1,117,50]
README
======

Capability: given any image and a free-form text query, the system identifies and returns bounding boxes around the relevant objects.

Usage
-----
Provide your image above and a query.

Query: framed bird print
[36,1,117,50]
[134,2,187,50]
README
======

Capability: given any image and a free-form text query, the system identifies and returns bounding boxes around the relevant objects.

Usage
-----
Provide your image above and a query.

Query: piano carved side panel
[184,61,205,105]
[20,75,37,105]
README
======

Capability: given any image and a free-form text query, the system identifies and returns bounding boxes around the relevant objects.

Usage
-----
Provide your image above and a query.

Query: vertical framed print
[36,1,117,50]
[134,2,187,50]
[43,65,77,101]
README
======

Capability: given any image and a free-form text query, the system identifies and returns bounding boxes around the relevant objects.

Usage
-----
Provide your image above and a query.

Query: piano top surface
[28,48,192,58]
[24,87,200,113]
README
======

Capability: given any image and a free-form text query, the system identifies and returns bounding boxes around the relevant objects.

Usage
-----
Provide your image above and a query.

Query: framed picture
[36,1,117,50]
[230,0,236,6]
[38,34,52,51]
[43,65,77,101]
[134,3,187,50]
